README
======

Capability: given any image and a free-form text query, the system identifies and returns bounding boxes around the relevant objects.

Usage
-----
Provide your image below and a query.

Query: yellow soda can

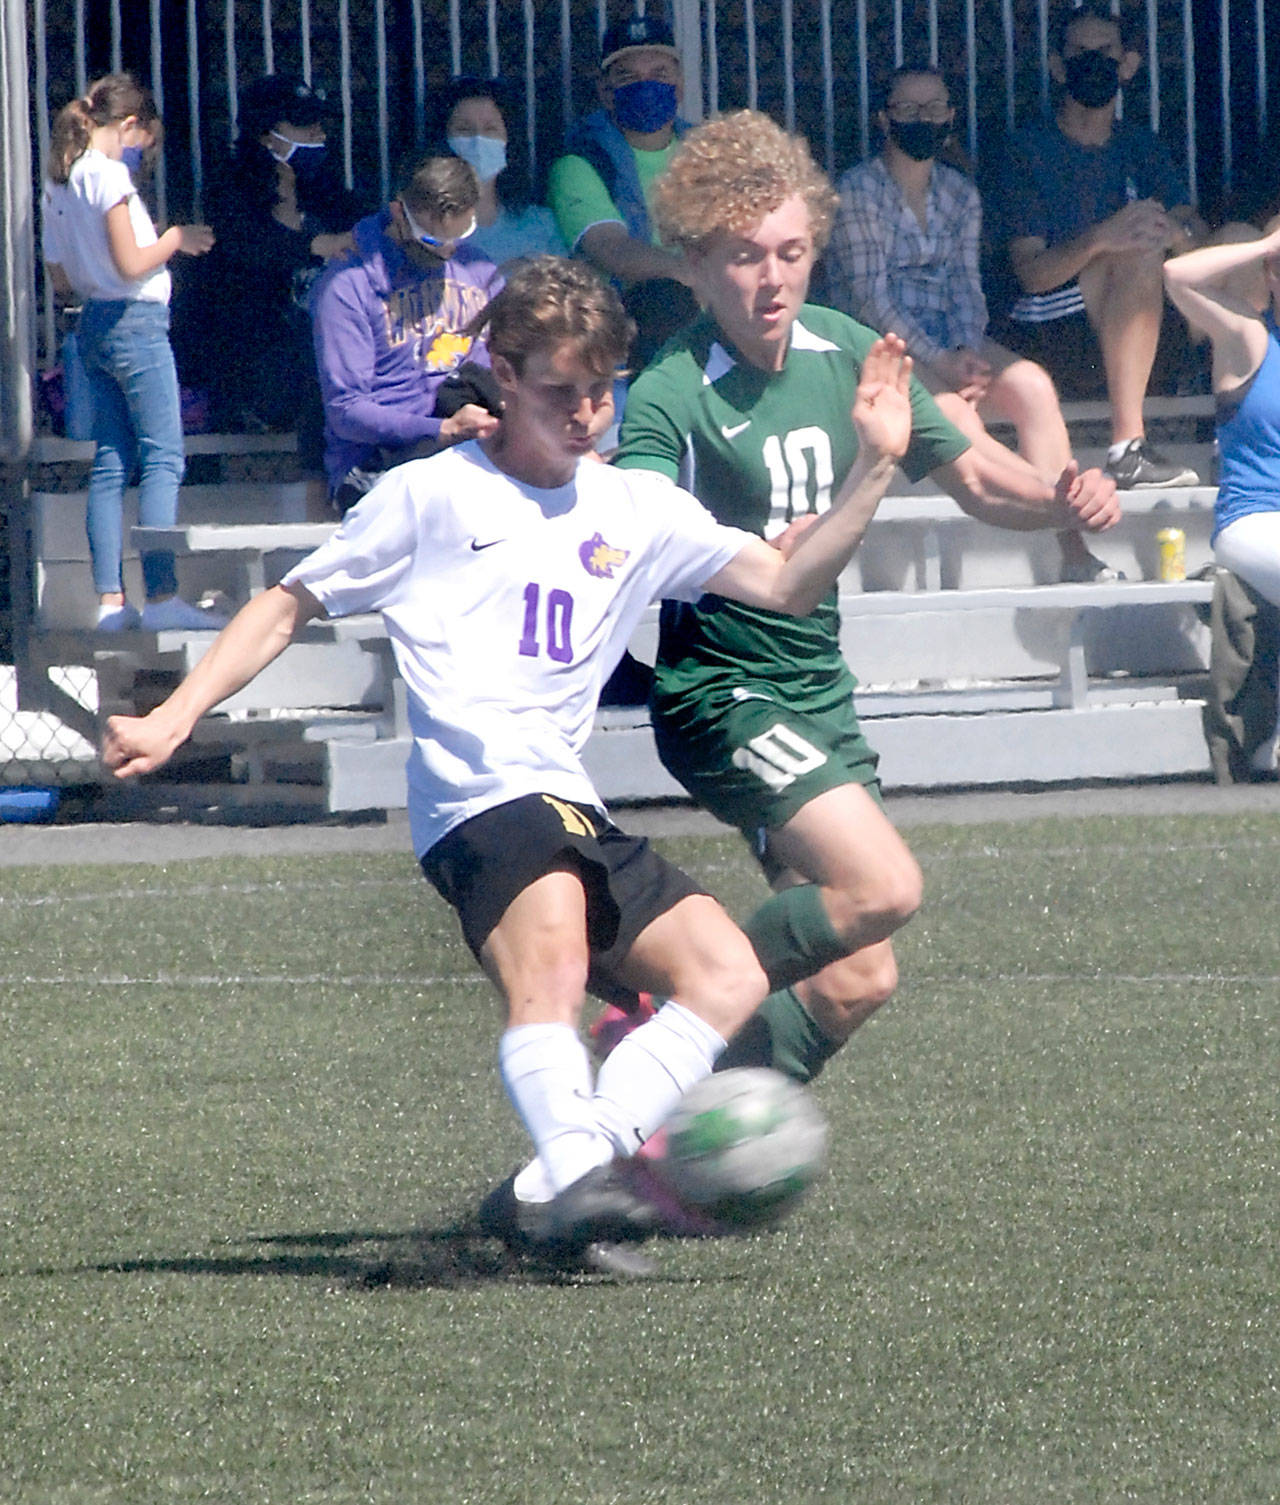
[1156,526,1186,582]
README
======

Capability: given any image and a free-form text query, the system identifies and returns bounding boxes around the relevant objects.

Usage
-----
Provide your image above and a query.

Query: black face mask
[1063,49,1121,108]
[889,120,950,162]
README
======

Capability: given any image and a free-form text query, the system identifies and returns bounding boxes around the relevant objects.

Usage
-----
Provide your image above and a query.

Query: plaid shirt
[825,156,988,365]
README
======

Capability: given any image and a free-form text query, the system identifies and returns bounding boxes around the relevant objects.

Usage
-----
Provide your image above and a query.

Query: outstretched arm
[706,335,912,616]
[101,583,322,779]
[932,441,1120,534]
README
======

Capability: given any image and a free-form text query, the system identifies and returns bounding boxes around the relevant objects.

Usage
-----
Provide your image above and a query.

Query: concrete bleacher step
[20,417,1230,810]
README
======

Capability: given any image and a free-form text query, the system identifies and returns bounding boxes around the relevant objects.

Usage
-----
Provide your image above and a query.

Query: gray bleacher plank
[131,523,336,553]
[32,431,298,463]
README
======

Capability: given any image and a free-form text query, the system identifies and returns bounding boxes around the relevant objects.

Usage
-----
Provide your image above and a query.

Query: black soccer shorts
[420,792,706,992]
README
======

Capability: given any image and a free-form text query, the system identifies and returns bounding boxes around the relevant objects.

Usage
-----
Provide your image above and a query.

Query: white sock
[591,1000,727,1158]
[498,1024,614,1194]
[1107,438,1140,463]
[511,1159,555,1204]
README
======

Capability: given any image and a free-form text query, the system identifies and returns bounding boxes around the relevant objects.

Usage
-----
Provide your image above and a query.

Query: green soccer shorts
[653,686,883,853]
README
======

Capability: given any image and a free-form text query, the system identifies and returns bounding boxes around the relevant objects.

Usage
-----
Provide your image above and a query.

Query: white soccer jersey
[283,441,751,856]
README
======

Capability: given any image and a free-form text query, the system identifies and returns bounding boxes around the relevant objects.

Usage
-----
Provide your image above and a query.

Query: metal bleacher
[20,405,1223,814]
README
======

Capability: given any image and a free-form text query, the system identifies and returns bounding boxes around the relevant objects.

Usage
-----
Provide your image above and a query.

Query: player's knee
[676,938,770,1039]
[825,853,923,943]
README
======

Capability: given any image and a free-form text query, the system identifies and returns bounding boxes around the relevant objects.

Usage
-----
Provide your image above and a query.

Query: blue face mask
[121,145,146,176]
[402,202,477,254]
[269,131,328,178]
[447,134,508,184]
[611,78,678,134]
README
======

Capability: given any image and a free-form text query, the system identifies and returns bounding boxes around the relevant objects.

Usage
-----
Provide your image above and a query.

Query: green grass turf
[1,812,1277,1503]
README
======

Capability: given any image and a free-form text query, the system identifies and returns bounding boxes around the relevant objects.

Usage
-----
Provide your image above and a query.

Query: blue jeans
[78,299,183,599]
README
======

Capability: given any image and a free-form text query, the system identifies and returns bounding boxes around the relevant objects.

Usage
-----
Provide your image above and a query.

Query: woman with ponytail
[42,73,224,630]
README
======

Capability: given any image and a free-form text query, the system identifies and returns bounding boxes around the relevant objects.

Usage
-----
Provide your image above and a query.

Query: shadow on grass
[17,1221,710,1289]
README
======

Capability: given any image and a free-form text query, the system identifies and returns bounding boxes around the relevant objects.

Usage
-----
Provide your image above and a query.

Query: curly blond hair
[652,110,838,255]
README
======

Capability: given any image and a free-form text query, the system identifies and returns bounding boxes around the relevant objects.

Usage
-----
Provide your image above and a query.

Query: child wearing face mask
[42,72,222,631]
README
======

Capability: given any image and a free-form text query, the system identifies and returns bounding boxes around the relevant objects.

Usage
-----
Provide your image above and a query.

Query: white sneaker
[96,602,140,631]
[139,596,229,631]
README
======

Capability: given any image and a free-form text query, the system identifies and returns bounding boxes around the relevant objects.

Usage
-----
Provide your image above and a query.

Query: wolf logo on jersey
[579,534,630,579]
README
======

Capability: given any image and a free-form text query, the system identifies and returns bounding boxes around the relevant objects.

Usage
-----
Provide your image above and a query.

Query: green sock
[715,987,841,1085]
[742,882,848,991]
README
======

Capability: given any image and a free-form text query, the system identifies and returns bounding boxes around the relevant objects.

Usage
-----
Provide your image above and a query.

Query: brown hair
[49,72,150,185]
[652,109,839,255]
[468,255,634,376]
[395,154,480,219]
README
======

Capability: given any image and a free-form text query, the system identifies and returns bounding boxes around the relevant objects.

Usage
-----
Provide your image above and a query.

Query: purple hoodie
[311,209,503,491]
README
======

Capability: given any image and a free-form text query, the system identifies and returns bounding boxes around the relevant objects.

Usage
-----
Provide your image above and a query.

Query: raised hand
[852,332,913,461]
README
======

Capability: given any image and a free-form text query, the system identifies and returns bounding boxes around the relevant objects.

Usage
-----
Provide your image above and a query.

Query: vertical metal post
[375,0,390,202]
[1145,0,1160,132]
[33,0,54,371]
[150,0,168,227]
[523,0,537,176]
[1219,0,1232,190]
[1182,0,1198,205]
[782,0,795,132]
[74,0,86,95]
[705,0,719,117]
[1,0,36,686]
[301,0,313,85]
[964,0,978,161]
[1002,0,1016,130]
[412,0,425,148]
[855,0,869,162]
[225,0,240,140]
[487,0,499,77]
[745,0,758,111]
[339,0,354,192]
[262,0,275,73]
[186,0,204,215]
[820,0,835,174]
[449,0,462,76]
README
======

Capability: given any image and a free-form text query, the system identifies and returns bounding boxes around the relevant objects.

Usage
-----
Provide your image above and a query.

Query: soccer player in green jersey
[614,111,1121,1084]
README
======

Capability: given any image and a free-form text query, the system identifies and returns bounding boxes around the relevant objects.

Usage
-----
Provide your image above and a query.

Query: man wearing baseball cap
[548,12,698,366]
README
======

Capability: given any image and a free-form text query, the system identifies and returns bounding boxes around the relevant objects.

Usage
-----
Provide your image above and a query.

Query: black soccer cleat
[477,1169,658,1277]
[544,1160,663,1248]
[476,1170,552,1252]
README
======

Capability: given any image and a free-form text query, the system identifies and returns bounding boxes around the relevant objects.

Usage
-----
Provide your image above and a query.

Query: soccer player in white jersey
[101,256,914,1265]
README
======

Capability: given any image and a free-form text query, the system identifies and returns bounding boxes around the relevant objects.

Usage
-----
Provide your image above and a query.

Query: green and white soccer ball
[657,1067,829,1230]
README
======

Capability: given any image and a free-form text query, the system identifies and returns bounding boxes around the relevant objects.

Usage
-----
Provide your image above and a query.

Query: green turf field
[1,811,1277,1504]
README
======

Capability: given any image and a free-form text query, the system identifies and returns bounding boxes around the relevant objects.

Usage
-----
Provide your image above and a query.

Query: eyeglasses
[885,102,952,123]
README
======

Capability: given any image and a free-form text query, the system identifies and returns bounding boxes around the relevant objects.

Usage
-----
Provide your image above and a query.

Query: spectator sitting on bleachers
[311,153,504,513]
[547,12,698,369]
[175,75,366,459]
[426,75,565,270]
[1164,219,1280,773]
[994,0,1206,491]
[825,64,1114,583]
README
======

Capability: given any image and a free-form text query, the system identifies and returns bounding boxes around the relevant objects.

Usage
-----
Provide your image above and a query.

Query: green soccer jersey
[615,303,971,714]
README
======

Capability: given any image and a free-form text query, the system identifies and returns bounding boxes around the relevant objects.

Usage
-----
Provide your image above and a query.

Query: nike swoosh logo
[470,538,503,551]
[721,421,750,440]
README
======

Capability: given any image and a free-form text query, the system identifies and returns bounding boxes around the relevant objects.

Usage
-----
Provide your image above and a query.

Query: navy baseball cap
[238,75,329,138]
[600,15,678,70]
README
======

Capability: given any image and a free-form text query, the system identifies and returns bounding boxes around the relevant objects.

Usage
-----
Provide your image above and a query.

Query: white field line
[2,971,1278,989]
[0,972,487,987]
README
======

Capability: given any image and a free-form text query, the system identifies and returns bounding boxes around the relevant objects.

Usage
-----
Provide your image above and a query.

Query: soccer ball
[655,1067,829,1230]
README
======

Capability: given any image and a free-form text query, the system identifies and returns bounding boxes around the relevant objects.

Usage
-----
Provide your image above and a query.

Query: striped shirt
[824,156,988,365]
